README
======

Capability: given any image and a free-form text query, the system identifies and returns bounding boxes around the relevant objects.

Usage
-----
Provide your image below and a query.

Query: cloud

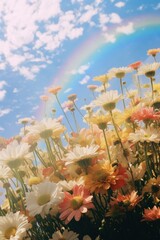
[0,108,11,117]
[137,5,144,11]
[70,63,90,75]
[116,22,134,35]
[13,88,19,93]
[154,3,160,10]
[64,88,72,93]
[78,5,98,24]
[115,1,125,8]
[104,32,116,43]
[109,13,122,24]
[0,90,7,101]
[0,81,7,89]
[0,127,4,131]
[0,81,7,101]
[79,75,90,84]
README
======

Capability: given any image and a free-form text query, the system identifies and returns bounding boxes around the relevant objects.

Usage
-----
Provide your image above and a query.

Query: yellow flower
[114,106,139,125]
[93,74,111,83]
[28,177,42,186]
[85,162,115,194]
[88,113,111,130]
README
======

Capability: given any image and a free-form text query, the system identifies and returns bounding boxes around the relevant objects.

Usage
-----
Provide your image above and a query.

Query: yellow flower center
[40,129,53,138]
[28,177,42,186]
[5,227,17,239]
[116,72,125,79]
[37,194,51,206]
[71,196,83,210]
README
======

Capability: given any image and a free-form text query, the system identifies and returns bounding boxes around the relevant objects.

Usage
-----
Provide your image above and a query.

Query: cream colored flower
[92,90,122,111]
[128,127,160,143]
[27,118,66,139]
[108,66,132,79]
[63,144,99,166]
[0,211,31,240]
[137,62,160,77]
[0,140,31,168]
[0,164,12,179]
[50,229,79,240]
[26,181,64,217]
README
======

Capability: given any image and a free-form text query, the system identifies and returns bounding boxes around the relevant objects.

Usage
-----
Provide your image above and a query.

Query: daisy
[27,118,66,139]
[142,177,160,200]
[93,73,113,84]
[63,145,99,167]
[40,95,49,101]
[137,62,160,78]
[48,86,62,95]
[59,185,94,223]
[0,164,12,179]
[131,107,160,122]
[128,127,160,143]
[26,181,64,217]
[142,206,160,221]
[92,90,122,111]
[50,229,79,240]
[0,211,31,240]
[129,61,142,70]
[147,48,160,57]
[0,140,31,168]
[108,66,132,79]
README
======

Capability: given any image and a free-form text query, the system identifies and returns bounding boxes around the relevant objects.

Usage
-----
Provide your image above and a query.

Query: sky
[0,0,160,138]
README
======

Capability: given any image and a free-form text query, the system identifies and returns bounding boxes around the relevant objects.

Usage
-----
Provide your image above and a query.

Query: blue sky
[0,0,160,138]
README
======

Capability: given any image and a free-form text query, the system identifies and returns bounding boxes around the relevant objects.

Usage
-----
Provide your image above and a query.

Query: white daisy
[58,178,84,191]
[128,127,160,143]
[92,90,122,111]
[63,144,99,166]
[50,229,79,240]
[137,62,160,77]
[0,164,12,179]
[108,66,132,79]
[0,211,31,240]
[26,181,64,217]
[0,140,31,168]
[27,118,66,139]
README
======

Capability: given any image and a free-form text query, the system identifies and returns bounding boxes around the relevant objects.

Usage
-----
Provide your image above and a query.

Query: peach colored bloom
[87,85,98,91]
[147,48,160,57]
[42,167,54,177]
[110,164,128,191]
[68,94,77,101]
[40,95,48,101]
[59,185,94,223]
[107,191,142,217]
[48,86,62,95]
[131,107,160,122]
[142,206,160,221]
[129,61,142,70]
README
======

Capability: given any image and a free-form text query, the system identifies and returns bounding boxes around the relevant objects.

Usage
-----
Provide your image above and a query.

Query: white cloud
[13,88,19,93]
[116,22,134,35]
[137,5,144,11]
[0,90,6,101]
[79,75,90,84]
[0,81,7,101]
[115,1,125,8]
[0,127,4,131]
[0,108,11,117]
[154,3,160,10]
[104,32,116,43]
[109,13,122,24]
[78,5,98,24]
[64,88,72,93]
[71,63,90,75]
[0,81,7,89]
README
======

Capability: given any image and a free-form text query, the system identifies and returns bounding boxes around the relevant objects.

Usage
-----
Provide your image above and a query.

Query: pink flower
[59,185,94,223]
[129,61,142,70]
[142,206,160,221]
[131,107,160,122]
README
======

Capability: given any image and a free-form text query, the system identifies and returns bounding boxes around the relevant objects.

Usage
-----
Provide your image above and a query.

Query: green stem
[102,129,112,163]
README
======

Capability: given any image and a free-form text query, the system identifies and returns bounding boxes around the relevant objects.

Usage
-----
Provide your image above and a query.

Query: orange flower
[147,48,160,57]
[129,61,142,70]
[48,86,62,95]
[131,107,160,122]
[84,163,127,194]
[59,185,94,223]
[42,167,54,177]
[142,206,160,221]
[40,95,48,101]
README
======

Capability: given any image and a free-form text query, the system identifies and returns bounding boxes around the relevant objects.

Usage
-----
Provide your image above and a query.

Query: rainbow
[38,13,160,118]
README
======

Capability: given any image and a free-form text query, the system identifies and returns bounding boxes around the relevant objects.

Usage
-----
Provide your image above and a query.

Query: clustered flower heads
[0,48,160,240]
